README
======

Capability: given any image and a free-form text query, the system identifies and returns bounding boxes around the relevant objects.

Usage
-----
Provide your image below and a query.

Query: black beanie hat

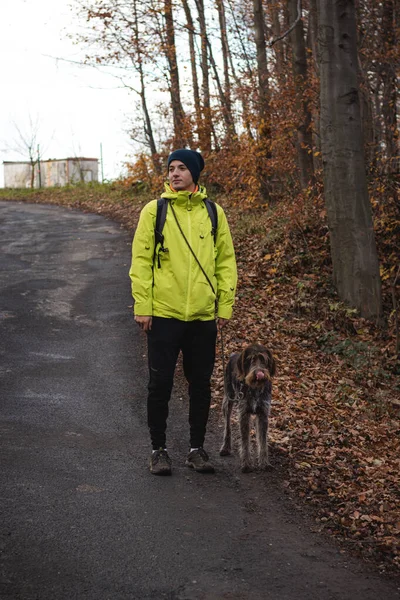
[167,149,205,184]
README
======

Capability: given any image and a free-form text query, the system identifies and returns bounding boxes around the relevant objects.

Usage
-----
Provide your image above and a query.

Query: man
[129,149,237,475]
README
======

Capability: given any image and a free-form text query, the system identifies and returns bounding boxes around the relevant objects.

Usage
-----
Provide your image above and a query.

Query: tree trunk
[139,69,160,172]
[216,0,230,103]
[226,0,254,80]
[317,0,382,320]
[215,0,236,141]
[308,0,319,75]
[164,0,188,147]
[288,0,315,189]
[30,161,35,189]
[253,0,269,120]
[194,0,212,152]
[226,0,254,139]
[307,0,322,173]
[133,0,160,172]
[381,0,398,165]
[270,0,286,85]
[282,3,291,64]
[207,38,236,140]
[253,0,271,202]
[372,79,384,156]
[181,0,202,141]
[357,54,376,170]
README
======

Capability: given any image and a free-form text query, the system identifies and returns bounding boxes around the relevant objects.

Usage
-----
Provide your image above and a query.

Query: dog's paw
[219,447,231,456]
[241,464,253,473]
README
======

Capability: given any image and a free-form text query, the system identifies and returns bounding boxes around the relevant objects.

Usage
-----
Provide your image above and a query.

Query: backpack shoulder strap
[204,198,218,240]
[154,198,169,268]
[155,198,168,248]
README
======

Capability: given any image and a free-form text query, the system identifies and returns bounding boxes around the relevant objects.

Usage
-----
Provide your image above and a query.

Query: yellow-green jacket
[129,183,237,321]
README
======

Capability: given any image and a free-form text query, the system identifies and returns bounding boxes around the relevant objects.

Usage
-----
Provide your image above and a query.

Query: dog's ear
[235,350,246,380]
[266,350,276,377]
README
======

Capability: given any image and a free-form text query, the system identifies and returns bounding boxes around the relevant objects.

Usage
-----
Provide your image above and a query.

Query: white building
[3,157,99,188]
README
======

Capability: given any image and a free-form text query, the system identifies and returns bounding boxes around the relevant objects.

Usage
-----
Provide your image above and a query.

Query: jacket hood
[161,181,208,206]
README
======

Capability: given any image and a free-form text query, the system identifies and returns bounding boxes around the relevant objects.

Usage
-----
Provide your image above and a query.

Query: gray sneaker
[185,448,215,473]
[150,448,172,475]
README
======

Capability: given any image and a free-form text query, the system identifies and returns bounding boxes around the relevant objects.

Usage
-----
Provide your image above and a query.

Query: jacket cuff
[217,304,233,319]
[133,300,153,316]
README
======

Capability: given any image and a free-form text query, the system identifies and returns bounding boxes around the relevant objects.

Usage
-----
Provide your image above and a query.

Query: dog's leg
[220,397,233,456]
[256,409,272,470]
[238,409,252,472]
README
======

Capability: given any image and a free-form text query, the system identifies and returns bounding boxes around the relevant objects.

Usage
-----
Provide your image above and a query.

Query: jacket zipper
[185,195,193,320]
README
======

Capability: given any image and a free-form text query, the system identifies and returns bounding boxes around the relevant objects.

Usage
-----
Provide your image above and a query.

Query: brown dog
[220,344,276,472]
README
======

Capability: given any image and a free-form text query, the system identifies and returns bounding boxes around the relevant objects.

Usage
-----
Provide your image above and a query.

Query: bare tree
[7,115,42,189]
[181,0,202,139]
[194,0,212,152]
[75,0,161,172]
[381,0,398,165]
[133,0,160,169]
[215,0,236,141]
[253,0,271,202]
[288,0,314,189]
[269,0,286,85]
[225,0,255,139]
[164,0,189,147]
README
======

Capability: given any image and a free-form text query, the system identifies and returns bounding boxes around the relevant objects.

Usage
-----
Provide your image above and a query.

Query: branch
[268,0,302,47]
[42,53,131,72]
[42,52,153,92]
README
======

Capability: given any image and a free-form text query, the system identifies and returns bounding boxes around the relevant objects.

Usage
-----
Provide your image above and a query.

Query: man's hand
[217,318,228,330]
[135,315,152,331]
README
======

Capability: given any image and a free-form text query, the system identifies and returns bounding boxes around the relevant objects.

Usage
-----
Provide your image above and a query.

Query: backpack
[154,197,218,268]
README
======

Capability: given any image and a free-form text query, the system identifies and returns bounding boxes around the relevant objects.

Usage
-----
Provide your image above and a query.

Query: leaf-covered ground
[215,194,400,574]
[2,184,399,573]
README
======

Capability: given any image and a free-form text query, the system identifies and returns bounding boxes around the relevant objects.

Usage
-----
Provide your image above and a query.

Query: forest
[74,0,399,323]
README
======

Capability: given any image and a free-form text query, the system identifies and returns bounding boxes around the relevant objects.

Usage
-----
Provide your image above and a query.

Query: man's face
[168,160,195,191]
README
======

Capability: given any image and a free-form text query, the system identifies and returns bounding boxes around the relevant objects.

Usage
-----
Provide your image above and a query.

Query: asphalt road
[0,201,399,600]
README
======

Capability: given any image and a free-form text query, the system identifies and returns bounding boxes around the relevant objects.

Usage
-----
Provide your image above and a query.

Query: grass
[0,181,146,204]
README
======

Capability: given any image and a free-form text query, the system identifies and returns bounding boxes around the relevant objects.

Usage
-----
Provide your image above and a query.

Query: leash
[220,325,226,376]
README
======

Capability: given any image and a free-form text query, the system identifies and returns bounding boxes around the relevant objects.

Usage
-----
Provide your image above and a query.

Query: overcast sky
[0,0,136,186]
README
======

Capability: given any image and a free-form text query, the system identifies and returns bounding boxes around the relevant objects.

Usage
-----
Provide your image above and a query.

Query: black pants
[147,317,217,450]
